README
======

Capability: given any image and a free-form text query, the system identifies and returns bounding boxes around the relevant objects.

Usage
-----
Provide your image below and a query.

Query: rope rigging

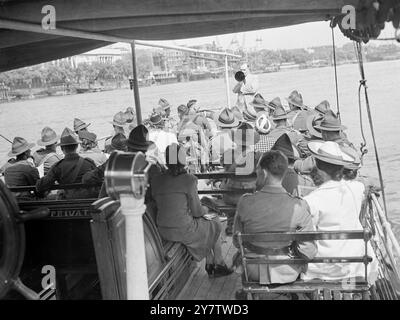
[330,20,341,121]
[353,41,389,220]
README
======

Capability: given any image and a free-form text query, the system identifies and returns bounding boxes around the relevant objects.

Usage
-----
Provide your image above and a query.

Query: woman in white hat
[4,137,39,198]
[302,141,378,284]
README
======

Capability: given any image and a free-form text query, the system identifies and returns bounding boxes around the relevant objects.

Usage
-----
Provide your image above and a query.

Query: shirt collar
[259,185,287,194]
[64,153,79,160]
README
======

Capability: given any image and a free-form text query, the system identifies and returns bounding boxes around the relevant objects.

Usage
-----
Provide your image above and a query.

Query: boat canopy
[0,0,399,72]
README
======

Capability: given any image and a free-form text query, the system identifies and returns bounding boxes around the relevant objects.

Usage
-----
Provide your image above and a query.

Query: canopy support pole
[224,55,231,109]
[130,41,142,125]
[120,194,149,300]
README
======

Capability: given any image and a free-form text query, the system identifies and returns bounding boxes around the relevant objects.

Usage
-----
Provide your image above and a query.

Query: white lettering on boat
[41,5,56,30]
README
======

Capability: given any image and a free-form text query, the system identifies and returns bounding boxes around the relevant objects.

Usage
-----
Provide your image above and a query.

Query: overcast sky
[137,21,397,51]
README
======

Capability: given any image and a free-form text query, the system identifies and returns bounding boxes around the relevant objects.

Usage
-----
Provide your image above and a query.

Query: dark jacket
[36,153,97,199]
[4,160,39,187]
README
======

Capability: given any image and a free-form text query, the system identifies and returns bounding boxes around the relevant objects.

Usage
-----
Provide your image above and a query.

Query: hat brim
[314,124,347,131]
[249,102,274,111]
[214,114,240,128]
[126,140,152,151]
[37,135,60,146]
[308,141,354,166]
[57,141,79,147]
[285,97,306,109]
[8,142,35,157]
[272,115,289,120]
[75,123,91,131]
[109,121,126,127]
[306,115,323,139]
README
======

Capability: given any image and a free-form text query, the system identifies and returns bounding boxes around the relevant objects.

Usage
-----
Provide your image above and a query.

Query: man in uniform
[233,150,317,288]
[286,90,313,133]
[36,128,97,199]
[158,98,177,132]
[294,110,356,175]
[73,118,91,135]
[33,127,63,177]
[4,137,39,199]
[104,111,127,153]
[268,98,302,145]
[271,134,314,195]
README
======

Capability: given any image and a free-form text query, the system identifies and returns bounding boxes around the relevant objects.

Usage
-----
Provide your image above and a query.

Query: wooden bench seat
[237,230,373,300]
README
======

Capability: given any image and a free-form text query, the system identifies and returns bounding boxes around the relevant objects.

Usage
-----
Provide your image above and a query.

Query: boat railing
[363,192,400,299]
[237,230,373,299]
[8,172,256,195]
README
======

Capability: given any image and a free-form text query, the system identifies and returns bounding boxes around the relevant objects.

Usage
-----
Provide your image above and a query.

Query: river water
[1,60,400,231]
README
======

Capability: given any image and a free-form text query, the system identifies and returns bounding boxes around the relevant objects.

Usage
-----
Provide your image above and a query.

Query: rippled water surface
[1,60,400,232]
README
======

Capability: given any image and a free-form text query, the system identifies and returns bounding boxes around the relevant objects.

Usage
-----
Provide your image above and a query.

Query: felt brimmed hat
[158,98,171,110]
[314,110,347,132]
[215,108,240,128]
[149,112,164,126]
[255,113,272,134]
[8,137,35,157]
[271,133,300,160]
[308,141,355,166]
[127,124,152,151]
[37,127,59,146]
[286,90,305,109]
[306,114,323,139]
[234,122,260,147]
[315,100,331,115]
[249,93,274,112]
[177,104,188,115]
[268,97,282,112]
[57,127,79,146]
[187,99,197,109]
[78,130,97,143]
[73,118,90,132]
[341,146,362,170]
[242,104,258,122]
[123,107,136,123]
[271,103,289,121]
[110,111,127,127]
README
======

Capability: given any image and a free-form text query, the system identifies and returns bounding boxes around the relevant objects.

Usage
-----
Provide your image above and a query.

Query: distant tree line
[0,44,399,89]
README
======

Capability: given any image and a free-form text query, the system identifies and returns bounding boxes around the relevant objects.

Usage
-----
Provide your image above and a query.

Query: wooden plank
[177,264,203,300]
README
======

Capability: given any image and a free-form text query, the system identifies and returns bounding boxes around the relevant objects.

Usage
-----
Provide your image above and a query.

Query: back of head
[258,150,288,180]
[111,133,127,152]
[315,158,343,181]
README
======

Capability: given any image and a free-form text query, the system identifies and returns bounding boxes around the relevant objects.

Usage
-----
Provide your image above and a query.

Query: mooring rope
[354,41,388,219]
[330,21,341,120]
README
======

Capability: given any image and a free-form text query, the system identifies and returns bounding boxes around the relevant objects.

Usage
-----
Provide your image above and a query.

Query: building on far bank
[52,44,130,68]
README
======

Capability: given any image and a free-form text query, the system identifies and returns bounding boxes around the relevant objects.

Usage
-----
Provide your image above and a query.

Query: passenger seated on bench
[152,143,232,277]
[233,150,317,284]
[302,141,378,283]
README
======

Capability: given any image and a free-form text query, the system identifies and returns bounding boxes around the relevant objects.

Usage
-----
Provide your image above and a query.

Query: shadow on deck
[177,236,241,300]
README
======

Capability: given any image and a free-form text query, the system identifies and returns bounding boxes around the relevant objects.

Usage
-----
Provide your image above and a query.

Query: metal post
[131,41,142,125]
[224,55,231,109]
[120,194,149,300]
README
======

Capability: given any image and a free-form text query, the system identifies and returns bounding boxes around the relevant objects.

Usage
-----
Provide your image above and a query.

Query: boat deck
[177,235,241,300]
